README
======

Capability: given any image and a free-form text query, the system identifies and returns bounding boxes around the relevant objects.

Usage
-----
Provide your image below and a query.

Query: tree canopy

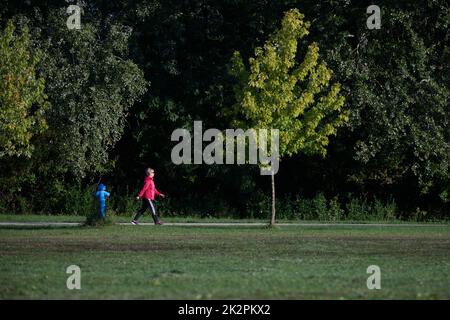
[0,20,48,158]
[0,0,448,218]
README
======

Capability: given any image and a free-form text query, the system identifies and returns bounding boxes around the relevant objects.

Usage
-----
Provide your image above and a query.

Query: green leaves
[230,9,348,159]
[0,20,49,158]
[338,4,450,197]
[35,8,148,178]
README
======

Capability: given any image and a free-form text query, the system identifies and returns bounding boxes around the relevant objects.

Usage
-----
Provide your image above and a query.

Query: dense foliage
[230,9,348,223]
[0,20,48,158]
[0,0,448,219]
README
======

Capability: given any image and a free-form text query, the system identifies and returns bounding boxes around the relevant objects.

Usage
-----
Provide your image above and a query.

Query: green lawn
[0,222,449,299]
[0,214,448,224]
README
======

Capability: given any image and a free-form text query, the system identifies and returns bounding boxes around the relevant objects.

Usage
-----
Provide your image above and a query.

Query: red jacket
[138,176,162,200]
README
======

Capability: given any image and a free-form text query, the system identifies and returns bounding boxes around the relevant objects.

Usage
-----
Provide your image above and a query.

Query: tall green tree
[230,9,348,225]
[345,4,450,204]
[300,0,450,207]
[0,5,148,213]
[0,20,48,158]
[34,8,148,179]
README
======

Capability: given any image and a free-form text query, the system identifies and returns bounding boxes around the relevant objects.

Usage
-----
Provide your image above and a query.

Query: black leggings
[133,199,160,224]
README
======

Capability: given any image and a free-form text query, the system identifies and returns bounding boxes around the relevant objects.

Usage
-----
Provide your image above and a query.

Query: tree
[42,8,148,178]
[0,5,148,213]
[341,4,450,204]
[229,9,348,225]
[0,20,48,158]
[18,6,149,180]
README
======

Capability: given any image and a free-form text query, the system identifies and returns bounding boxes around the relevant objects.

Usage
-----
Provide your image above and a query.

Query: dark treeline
[0,0,448,219]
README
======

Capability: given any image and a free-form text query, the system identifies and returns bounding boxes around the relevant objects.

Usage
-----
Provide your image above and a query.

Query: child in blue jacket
[95,184,110,219]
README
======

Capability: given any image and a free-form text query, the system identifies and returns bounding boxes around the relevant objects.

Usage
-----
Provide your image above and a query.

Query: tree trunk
[270,171,276,226]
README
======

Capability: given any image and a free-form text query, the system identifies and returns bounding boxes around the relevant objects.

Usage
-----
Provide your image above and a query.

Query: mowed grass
[0,224,449,299]
[1,214,448,224]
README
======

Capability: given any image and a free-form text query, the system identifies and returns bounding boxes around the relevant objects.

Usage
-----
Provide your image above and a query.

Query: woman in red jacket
[131,168,165,225]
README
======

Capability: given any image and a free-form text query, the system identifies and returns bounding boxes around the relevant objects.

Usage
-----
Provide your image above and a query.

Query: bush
[0,198,8,215]
[62,186,95,216]
[15,196,33,214]
[276,195,296,219]
[384,200,397,221]
[412,207,428,222]
[313,193,328,220]
[328,197,344,221]
[84,209,115,227]
[346,197,371,220]
[295,197,313,220]
[109,194,138,216]
[371,198,397,221]
[246,191,271,219]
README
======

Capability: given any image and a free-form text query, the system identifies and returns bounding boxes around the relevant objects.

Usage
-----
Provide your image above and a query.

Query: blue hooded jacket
[95,184,110,207]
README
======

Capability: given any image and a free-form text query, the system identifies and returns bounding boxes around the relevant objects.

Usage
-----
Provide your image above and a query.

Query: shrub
[276,195,296,220]
[346,197,370,221]
[64,186,94,216]
[84,209,115,227]
[371,198,397,221]
[328,197,344,221]
[412,207,428,222]
[15,195,33,214]
[246,191,271,219]
[295,197,313,220]
[313,193,328,221]
[110,194,138,216]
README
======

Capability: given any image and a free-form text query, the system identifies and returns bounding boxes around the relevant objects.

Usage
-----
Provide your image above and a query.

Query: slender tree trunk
[270,171,276,226]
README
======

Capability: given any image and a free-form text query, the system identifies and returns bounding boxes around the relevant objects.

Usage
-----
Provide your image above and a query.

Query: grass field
[1,214,448,224]
[0,220,449,299]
